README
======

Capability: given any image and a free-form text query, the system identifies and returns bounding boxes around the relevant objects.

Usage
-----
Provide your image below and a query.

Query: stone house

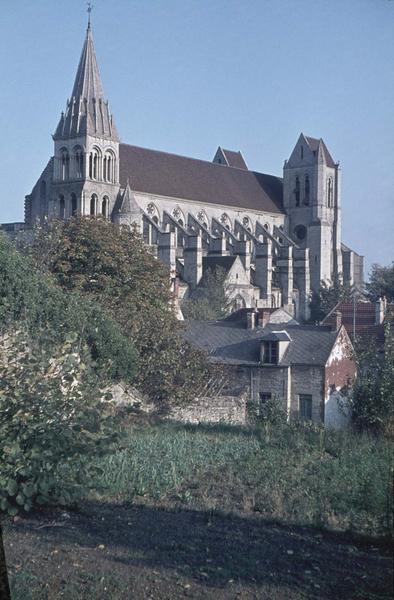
[182,309,356,429]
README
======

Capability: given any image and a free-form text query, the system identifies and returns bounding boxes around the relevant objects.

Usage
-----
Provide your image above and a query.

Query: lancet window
[60,148,70,180]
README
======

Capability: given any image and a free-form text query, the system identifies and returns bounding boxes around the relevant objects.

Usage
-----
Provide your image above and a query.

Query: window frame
[262,341,278,365]
[299,394,313,421]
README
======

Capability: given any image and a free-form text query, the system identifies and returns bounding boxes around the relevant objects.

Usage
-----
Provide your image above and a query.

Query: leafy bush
[351,326,394,434]
[0,330,121,516]
[25,218,213,405]
[0,233,138,383]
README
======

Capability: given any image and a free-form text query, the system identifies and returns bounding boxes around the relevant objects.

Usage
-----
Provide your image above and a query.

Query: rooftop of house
[183,317,340,367]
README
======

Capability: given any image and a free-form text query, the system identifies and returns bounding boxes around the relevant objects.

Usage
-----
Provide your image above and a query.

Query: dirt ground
[2,501,393,600]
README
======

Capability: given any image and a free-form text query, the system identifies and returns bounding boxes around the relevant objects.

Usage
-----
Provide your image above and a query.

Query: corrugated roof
[119,144,284,214]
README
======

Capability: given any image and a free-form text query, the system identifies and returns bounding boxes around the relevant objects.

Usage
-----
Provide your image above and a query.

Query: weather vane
[87,2,93,27]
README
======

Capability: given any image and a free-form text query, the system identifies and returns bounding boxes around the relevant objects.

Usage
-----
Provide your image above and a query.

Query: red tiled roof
[119,144,284,214]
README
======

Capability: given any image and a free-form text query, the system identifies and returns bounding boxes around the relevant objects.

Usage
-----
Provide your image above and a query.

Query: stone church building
[14,22,363,320]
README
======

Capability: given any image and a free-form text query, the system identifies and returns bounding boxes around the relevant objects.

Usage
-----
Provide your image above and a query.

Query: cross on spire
[87,2,93,29]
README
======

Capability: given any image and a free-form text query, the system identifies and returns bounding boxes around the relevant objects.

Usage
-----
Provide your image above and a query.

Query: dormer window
[262,341,278,364]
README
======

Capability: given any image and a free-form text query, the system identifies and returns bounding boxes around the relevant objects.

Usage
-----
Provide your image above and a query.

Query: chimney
[375,297,386,325]
[246,311,256,330]
[258,309,271,328]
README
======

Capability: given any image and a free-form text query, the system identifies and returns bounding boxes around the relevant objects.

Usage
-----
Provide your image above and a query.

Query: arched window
[89,147,101,180]
[90,194,98,216]
[71,193,77,217]
[304,175,310,205]
[74,146,84,179]
[104,150,116,183]
[295,177,300,206]
[220,213,232,231]
[59,194,65,219]
[101,196,109,217]
[327,177,333,208]
[152,215,159,225]
[60,148,70,180]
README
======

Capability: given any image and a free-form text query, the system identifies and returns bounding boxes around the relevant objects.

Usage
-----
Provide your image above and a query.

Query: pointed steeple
[54,22,119,141]
[118,179,137,213]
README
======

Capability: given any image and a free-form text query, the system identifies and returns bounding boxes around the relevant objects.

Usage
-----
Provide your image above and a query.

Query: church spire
[53,19,118,141]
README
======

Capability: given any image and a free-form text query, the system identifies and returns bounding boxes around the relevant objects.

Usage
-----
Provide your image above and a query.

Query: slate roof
[119,144,284,214]
[222,149,248,170]
[305,136,336,168]
[183,320,338,367]
[54,25,118,141]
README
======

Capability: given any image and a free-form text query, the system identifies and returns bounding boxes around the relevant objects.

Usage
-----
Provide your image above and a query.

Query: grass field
[93,420,393,537]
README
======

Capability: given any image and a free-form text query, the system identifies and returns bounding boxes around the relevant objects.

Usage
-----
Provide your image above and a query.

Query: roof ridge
[119,142,279,178]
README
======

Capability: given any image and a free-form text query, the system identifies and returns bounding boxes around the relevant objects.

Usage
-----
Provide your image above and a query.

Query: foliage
[181,266,233,320]
[0,329,121,516]
[26,218,213,405]
[0,233,137,383]
[366,262,394,302]
[94,421,393,536]
[309,274,354,322]
[350,325,394,434]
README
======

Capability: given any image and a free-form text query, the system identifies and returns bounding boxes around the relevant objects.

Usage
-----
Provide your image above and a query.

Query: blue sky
[0,0,393,274]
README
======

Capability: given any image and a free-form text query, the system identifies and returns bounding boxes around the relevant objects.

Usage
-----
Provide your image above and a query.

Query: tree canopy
[181,266,233,321]
[309,275,354,323]
[26,218,212,405]
[366,262,394,303]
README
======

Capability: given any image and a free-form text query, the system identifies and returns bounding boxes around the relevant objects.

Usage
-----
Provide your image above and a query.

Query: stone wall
[290,365,324,424]
[169,395,247,425]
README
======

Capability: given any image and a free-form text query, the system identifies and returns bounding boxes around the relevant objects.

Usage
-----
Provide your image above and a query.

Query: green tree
[366,262,394,302]
[26,218,212,405]
[0,235,136,516]
[309,274,354,323]
[182,266,233,320]
[351,326,394,435]
[0,233,137,383]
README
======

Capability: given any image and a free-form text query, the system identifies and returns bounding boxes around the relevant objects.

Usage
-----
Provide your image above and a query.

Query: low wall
[169,395,247,425]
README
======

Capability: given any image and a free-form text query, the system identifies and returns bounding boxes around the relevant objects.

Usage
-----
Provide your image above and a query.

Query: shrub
[0,329,121,516]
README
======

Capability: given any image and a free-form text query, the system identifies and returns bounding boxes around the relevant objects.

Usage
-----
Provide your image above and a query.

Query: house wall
[290,365,325,424]
[324,328,356,429]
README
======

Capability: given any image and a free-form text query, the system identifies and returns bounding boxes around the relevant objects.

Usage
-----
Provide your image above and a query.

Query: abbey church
[16,22,363,320]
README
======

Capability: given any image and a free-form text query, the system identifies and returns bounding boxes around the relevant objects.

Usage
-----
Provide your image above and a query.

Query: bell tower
[51,15,120,220]
[283,134,342,292]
